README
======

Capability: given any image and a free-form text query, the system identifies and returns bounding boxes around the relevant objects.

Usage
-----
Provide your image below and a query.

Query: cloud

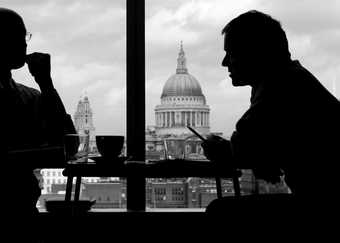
[52,61,122,88]
[4,0,340,135]
[259,0,340,34]
[146,0,261,46]
[146,8,200,45]
[105,86,126,107]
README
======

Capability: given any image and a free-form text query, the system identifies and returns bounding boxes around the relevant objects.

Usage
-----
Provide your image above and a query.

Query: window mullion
[126,0,146,211]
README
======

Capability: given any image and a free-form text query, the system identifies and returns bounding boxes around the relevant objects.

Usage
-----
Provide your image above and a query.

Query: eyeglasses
[25,32,32,42]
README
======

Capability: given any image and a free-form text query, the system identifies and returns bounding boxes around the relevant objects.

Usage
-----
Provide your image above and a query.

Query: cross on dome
[176,40,188,74]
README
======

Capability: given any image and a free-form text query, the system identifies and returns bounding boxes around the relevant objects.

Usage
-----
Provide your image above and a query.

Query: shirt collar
[250,59,298,105]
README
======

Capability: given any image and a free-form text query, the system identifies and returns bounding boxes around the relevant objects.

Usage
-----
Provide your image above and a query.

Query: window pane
[145,0,219,210]
[3,0,127,211]
[145,1,292,210]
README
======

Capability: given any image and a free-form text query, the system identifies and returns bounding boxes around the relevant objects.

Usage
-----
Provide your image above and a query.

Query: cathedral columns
[164,112,166,127]
[170,111,175,127]
[156,109,209,129]
[182,111,185,126]
[165,112,168,127]
[162,112,165,127]
[156,112,159,127]
[187,111,191,126]
[170,112,173,127]
[192,111,195,126]
[202,112,204,126]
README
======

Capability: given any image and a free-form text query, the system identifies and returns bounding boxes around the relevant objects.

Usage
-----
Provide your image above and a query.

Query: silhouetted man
[202,10,340,210]
[0,8,76,215]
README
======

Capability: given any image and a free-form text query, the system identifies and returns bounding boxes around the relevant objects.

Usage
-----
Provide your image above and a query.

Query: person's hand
[201,135,231,163]
[26,52,54,91]
[253,168,283,184]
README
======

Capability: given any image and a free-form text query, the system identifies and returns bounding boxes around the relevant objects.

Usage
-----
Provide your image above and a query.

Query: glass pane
[145,178,235,211]
[145,0,223,210]
[145,1,293,210]
[3,0,126,211]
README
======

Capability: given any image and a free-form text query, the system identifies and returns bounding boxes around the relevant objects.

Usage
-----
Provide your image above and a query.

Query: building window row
[164,97,202,103]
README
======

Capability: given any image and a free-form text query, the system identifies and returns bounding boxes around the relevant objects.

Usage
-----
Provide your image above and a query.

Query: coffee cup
[95,135,124,159]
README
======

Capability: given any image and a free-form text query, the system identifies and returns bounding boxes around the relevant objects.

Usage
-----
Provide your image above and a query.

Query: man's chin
[231,77,249,87]
[11,60,26,70]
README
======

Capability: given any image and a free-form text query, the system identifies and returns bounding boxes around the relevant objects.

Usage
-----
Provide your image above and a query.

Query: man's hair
[0,8,25,34]
[222,10,291,63]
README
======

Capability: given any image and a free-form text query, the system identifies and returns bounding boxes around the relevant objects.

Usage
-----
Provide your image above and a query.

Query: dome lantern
[161,42,204,99]
[176,41,188,74]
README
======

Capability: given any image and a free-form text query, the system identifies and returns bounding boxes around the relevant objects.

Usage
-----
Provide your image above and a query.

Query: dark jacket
[230,60,340,199]
[0,77,76,215]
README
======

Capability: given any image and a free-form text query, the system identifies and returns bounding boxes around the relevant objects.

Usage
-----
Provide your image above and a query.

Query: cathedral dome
[161,73,203,98]
[161,42,204,99]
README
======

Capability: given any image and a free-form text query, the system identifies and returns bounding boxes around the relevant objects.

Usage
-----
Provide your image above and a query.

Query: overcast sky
[3,0,340,137]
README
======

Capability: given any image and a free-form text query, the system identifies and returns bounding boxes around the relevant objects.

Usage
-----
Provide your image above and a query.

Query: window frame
[126,0,146,211]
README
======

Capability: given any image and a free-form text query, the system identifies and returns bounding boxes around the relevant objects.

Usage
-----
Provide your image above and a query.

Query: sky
[2,0,340,137]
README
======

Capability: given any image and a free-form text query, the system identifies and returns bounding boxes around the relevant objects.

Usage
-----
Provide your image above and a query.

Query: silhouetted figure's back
[0,8,76,217]
[202,10,340,213]
[234,59,340,198]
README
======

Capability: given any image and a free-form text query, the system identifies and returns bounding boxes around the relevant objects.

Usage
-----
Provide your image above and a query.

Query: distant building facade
[38,43,289,211]
[39,95,99,199]
[155,42,210,136]
[73,95,97,153]
[146,42,214,161]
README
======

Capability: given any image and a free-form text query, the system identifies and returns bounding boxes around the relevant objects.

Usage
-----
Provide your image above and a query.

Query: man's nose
[222,54,230,67]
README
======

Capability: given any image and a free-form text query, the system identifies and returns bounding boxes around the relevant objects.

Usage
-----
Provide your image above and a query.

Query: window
[10,0,326,213]
[7,0,127,211]
[145,0,252,210]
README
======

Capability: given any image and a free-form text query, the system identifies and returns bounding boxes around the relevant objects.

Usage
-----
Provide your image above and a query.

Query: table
[62,158,242,202]
[6,146,66,168]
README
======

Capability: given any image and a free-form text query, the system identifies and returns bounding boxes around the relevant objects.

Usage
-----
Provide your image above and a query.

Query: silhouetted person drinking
[0,8,76,216]
[202,10,340,213]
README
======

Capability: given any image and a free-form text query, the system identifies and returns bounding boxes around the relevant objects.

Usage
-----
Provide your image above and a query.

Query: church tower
[73,96,97,153]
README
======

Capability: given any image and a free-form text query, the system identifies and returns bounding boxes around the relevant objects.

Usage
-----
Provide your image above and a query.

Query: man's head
[222,10,291,87]
[0,8,27,70]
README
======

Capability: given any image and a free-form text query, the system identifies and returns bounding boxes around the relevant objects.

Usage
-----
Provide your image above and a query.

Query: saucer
[45,199,96,214]
[89,156,127,164]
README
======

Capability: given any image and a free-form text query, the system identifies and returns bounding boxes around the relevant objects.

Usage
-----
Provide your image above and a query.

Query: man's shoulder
[15,81,41,98]
[288,60,317,81]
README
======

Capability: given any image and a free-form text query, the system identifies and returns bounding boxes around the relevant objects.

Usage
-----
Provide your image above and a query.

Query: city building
[39,95,100,204]
[155,41,210,136]
[144,43,235,208]
[38,42,289,210]
[146,42,216,161]
[73,95,97,153]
